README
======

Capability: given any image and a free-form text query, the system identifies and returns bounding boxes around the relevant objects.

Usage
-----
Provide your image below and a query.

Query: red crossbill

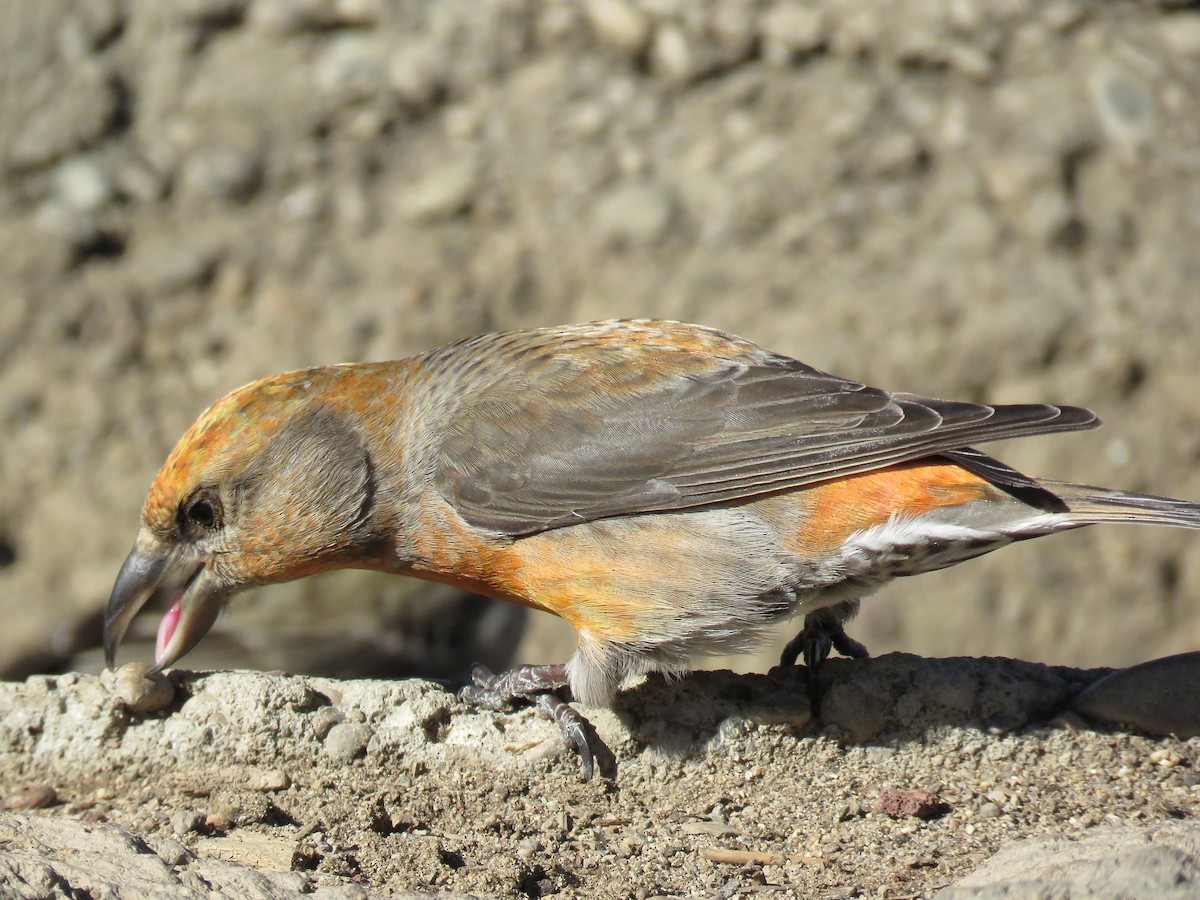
[104,320,1200,777]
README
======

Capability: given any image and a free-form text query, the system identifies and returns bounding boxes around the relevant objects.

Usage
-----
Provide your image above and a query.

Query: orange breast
[400,458,1004,641]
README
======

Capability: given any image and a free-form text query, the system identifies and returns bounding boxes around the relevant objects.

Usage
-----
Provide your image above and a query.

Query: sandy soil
[1,657,1198,897]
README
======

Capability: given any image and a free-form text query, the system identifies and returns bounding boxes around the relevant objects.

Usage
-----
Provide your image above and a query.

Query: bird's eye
[186,496,220,529]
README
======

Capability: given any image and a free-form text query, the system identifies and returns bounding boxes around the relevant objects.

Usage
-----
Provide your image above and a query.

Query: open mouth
[154,563,204,662]
[106,540,226,672]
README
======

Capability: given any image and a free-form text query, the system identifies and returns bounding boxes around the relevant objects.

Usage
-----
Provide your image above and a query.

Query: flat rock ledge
[1,654,1197,898]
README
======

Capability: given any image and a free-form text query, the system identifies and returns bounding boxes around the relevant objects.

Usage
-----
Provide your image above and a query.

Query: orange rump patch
[784,459,1002,555]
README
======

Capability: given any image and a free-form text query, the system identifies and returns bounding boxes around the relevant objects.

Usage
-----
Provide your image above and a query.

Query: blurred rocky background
[1,0,1198,683]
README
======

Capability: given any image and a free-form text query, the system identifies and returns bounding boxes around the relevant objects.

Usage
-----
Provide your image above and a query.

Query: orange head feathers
[105,363,408,673]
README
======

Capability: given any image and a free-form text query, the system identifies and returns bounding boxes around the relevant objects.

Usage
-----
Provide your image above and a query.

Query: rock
[861,131,928,177]
[1021,185,1076,247]
[250,0,383,35]
[135,242,221,294]
[396,157,479,223]
[2,785,58,811]
[709,5,757,55]
[942,822,1200,898]
[1071,652,1200,738]
[650,24,694,81]
[324,722,373,761]
[313,35,387,98]
[178,0,248,28]
[249,769,291,792]
[72,0,126,50]
[585,0,651,58]
[1090,63,1157,149]
[171,808,206,836]
[116,158,169,204]
[113,663,176,714]
[592,182,674,246]
[388,40,448,108]
[820,673,891,743]
[0,812,387,897]
[944,43,996,81]
[310,705,347,740]
[819,654,1100,743]
[874,788,949,820]
[8,67,122,169]
[209,788,271,826]
[760,3,826,66]
[1161,14,1200,55]
[178,147,263,204]
[52,159,112,212]
[279,184,326,222]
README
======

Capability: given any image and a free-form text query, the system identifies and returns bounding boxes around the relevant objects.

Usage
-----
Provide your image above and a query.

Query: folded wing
[430,321,1098,535]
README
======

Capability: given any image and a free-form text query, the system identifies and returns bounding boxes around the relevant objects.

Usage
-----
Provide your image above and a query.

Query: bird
[104,319,1200,778]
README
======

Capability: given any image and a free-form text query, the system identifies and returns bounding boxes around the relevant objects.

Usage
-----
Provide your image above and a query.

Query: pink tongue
[155,597,182,662]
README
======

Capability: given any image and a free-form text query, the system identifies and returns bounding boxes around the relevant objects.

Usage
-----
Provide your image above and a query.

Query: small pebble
[150,837,191,868]
[396,156,479,223]
[179,147,263,204]
[1089,63,1156,148]
[53,158,113,211]
[650,24,693,81]
[325,722,373,761]
[310,705,346,740]
[1149,749,1183,768]
[760,3,826,65]
[3,785,58,811]
[874,789,950,820]
[1162,14,1200,55]
[249,769,291,791]
[313,34,387,98]
[114,663,175,714]
[171,809,206,836]
[388,40,447,108]
[205,814,233,832]
[592,182,673,247]
[585,0,651,57]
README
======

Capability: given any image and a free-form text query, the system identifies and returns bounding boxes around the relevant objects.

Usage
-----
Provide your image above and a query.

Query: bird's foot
[779,608,870,714]
[460,663,617,780]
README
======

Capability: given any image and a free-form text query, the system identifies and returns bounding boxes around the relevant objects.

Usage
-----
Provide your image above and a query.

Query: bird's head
[104,366,386,672]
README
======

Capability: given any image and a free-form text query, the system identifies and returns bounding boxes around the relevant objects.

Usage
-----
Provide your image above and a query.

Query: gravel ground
[1,657,1198,897]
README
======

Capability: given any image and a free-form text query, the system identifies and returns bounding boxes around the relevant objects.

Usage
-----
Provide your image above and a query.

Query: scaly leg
[779,602,869,712]
[460,663,616,780]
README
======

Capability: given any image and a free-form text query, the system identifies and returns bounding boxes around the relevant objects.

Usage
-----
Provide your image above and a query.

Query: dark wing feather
[428,321,1099,535]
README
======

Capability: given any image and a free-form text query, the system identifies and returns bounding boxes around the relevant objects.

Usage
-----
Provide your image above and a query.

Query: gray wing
[429,321,1099,535]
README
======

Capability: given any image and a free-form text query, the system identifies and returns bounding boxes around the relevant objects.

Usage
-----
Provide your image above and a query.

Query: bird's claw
[830,629,869,661]
[458,662,617,779]
[779,607,870,713]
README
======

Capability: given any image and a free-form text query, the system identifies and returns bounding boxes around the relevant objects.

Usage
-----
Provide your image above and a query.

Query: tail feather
[1043,481,1200,529]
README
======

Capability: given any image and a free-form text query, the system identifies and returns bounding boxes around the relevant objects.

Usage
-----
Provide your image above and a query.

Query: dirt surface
[2,0,1200,896]
[1,658,1199,898]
